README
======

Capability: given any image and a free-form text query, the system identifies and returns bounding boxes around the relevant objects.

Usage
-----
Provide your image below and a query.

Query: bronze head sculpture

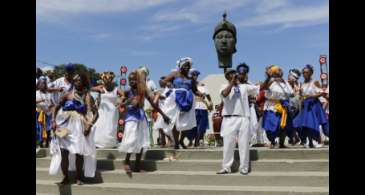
[213,12,237,69]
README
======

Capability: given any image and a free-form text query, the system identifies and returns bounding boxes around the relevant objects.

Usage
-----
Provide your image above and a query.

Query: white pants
[221,116,250,172]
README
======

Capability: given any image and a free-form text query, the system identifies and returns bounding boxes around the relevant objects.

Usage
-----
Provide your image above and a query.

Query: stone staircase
[36,147,329,195]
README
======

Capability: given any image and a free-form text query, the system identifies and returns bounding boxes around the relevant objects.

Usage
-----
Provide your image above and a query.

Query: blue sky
[36,0,329,84]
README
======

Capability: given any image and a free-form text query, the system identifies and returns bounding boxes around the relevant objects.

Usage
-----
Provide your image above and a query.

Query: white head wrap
[176,57,193,69]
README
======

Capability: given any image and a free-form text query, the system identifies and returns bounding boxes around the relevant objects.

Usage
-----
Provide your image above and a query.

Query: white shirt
[144,79,157,110]
[50,77,73,104]
[195,84,210,110]
[301,80,322,96]
[220,83,259,117]
[36,90,54,112]
[264,80,294,112]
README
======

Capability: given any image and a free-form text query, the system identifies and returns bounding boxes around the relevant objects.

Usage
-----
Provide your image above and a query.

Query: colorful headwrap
[268,65,280,76]
[100,71,115,83]
[189,68,200,77]
[138,65,150,76]
[176,57,193,69]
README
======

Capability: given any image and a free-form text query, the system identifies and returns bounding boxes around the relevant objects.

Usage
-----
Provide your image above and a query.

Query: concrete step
[37,148,329,160]
[36,168,328,187]
[37,158,329,172]
[36,179,329,195]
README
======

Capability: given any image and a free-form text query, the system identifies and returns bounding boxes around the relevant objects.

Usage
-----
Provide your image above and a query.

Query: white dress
[50,92,96,177]
[153,88,197,133]
[93,87,119,148]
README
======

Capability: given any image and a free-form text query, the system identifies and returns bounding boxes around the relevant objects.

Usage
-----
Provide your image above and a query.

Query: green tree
[53,63,100,85]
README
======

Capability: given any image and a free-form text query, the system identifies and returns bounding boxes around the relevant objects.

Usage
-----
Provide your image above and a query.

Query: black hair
[236,63,250,74]
[36,68,43,78]
[302,64,314,74]
[77,71,91,89]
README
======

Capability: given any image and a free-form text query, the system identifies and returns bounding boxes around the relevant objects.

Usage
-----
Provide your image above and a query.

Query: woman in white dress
[51,72,99,185]
[154,57,205,149]
[119,70,170,175]
[91,71,123,148]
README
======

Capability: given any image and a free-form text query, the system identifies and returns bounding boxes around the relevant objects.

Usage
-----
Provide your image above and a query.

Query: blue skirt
[293,97,328,137]
[186,109,209,141]
[262,100,293,138]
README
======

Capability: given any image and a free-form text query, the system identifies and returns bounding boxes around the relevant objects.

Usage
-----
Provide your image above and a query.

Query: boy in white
[217,69,259,175]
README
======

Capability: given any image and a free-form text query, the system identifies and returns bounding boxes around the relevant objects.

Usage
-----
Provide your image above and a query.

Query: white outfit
[153,88,196,133]
[36,90,54,112]
[144,79,157,113]
[118,116,150,154]
[93,87,119,148]
[301,80,322,96]
[51,77,73,104]
[250,117,270,145]
[219,83,259,173]
[195,84,210,110]
[49,95,96,177]
[264,80,293,112]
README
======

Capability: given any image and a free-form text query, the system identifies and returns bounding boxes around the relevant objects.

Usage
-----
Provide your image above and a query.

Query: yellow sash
[274,100,287,129]
[37,110,47,140]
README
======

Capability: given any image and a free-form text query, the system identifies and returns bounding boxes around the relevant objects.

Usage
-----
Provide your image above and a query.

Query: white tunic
[219,83,259,137]
[264,80,294,112]
[51,77,73,104]
[301,80,322,96]
[195,84,210,110]
[153,88,196,132]
[36,90,54,112]
[93,87,119,148]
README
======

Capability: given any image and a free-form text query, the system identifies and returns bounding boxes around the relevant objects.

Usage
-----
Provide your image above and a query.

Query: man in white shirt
[217,69,259,175]
[48,64,75,104]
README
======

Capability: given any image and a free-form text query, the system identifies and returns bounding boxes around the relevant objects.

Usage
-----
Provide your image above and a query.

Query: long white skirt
[118,118,150,154]
[49,110,96,177]
[153,88,196,133]
[93,101,119,148]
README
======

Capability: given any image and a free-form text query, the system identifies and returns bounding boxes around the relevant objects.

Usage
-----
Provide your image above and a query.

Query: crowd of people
[36,58,329,183]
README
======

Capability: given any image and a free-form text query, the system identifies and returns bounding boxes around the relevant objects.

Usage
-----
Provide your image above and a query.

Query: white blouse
[264,80,293,112]
[301,80,322,96]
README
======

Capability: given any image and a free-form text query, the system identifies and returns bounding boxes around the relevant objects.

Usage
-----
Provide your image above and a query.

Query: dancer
[217,69,259,175]
[154,57,204,149]
[186,68,213,147]
[153,76,174,148]
[293,64,328,148]
[261,65,294,148]
[48,64,76,104]
[287,69,302,145]
[91,71,123,148]
[51,72,99,185]
[36,78,55,148]
[118,70,170,175]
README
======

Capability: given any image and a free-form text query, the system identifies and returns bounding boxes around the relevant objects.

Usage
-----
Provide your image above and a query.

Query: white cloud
[36,0,174,22]
[255,0,289,13]
[152,0,251,23]
[239,3,329,28]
